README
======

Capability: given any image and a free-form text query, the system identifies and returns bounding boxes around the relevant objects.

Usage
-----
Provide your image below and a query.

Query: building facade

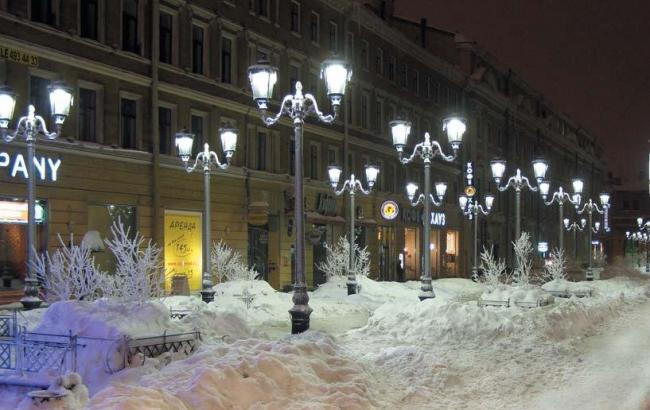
[0,0,604,302]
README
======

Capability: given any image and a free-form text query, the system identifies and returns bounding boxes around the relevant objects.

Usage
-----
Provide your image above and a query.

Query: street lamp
[175,127,237,302]
[539,178,583,251]
[575,195,610,280]
[327,164,379,295]
[634,219,650,272]
[458,193,495,281]
[490,157,548,242]
[247,59,351,333]
[0,83,73,309]
[564,217,586,262]
[390,116,465,300]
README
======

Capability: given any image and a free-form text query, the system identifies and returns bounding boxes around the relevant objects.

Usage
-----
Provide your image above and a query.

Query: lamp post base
[585,268,594,281]
[289,284,312,334]
[470,267,479,282]
[346,280,357,295]
[419,277,435,301]
[201,288,215,303]
[21,278,42,310]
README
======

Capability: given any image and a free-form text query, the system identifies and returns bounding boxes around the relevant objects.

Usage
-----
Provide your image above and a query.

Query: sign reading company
[0,152,61,181]
[380,200,399,220]
[164,210,203,293]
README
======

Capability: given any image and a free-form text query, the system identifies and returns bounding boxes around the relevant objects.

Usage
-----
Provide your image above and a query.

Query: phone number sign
[0,46,39,67]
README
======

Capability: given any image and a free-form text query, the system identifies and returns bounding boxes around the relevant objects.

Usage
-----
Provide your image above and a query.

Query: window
[290,1,301,33]
[309,144,319,179]
[191,114,205,157]
[158,106,172,155]
[78,88,97,142]
[329,22,338,53]
[221,36,233,84]
[159,12,173,64]
[345,32,354,60]
[256,132,267,171]
[29,76,50,119]
[399,63,408,88]
[374,98,383,133]
[192,24,205,75]
[31,0,53,24]
[361,93,369,129]
[120,98,137,149]
[425,76,431,99]
[256,0,269,18]
[412,70,419,94]
[360,40,369,70]
[375,48,383,75]
[310,12,319,43]
[122,0,139,54]
[80,0,98,40]
[387,56,395,81]
[289,64,300,93]
[327,147,338,165]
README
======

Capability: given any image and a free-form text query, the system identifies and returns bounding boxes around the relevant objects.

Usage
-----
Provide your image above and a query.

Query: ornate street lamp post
[458,193,495,281]
[564,217,586,262]
[633,218,650,272]
[0,83,73,309]
[539,178,583,250]
[175,127,238,303]
[390,117,465,301]
[490,158,548,242]
[575,193,610,280]
[247,59,351,333]
[327,164,379,295]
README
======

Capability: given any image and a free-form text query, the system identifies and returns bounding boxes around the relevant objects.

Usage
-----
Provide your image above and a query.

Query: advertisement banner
[164,210,202,293]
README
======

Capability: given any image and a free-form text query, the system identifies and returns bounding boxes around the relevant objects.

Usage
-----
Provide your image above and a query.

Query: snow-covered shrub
[31,234,106,302]
[479,246,508,289]
[318,236,370,281]
[210,240,260,282]
[512,232,535,287]
[104,219,165,302]
[544,248,567,281]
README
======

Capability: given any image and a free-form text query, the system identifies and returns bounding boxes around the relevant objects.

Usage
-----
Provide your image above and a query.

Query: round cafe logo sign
[380,200,399,220]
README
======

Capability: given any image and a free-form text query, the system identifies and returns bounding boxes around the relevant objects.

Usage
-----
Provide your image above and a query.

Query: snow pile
[87,332,375,409]
[542,278,592,295]
[480,286,554,306]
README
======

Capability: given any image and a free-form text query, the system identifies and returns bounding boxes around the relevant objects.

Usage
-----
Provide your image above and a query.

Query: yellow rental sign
[164,210,203,293]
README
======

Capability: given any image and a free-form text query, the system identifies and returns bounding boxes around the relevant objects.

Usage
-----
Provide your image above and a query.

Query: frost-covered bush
[544,248,567,282]
[210,240,260,282]
[479,246,508,289]
[513,232,535,287]
[318,236,370,281]
[104,219,165,302]
[31,234,106,302]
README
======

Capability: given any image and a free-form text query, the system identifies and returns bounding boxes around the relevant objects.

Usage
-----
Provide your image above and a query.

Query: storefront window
[0,199,47,290]
[444,230,459,275]
[87,204,136,274]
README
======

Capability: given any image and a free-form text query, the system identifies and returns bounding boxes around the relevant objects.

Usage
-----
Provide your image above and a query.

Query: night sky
[395,0,650,189]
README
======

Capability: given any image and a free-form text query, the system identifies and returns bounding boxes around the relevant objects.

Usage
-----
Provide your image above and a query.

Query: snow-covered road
[528,299,650,410]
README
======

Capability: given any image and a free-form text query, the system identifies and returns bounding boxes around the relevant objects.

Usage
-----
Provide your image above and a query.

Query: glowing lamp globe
[539,181,550,198]
[563,218,570,228]
[458,195,468,210]
[0,86,16,128]
[321,58,351,106]
[406,182,418,201]
[532,158,548,182]
[572,178,584,195]
[599,192,610,207]
[435,181,447,199]
[364,164,379,188]
[485,194,495,210]
[48,82,74,125]
[247,62,278,109]
[219,126,238,158]
[442,117,466,150]
[389,120,411,152]
[490,159,506,184]
[327,165,342,188]
[175,131,195,163]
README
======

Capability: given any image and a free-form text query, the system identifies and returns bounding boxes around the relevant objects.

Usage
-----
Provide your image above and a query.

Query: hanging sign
[164,210,203,293]
[380,200,399,220]
[430,211,446,227]
[464,161,476,197]
[0,151,61,181]
[538,242,548,253]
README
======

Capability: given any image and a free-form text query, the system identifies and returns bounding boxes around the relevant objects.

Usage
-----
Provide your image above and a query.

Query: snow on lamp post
[564,217,586,262]
[0,83,73,309]
[490,157,548,242]
[391,117,465,300]
[539,178,583,251]
[575,195,609,280]
[458,193,494,281]
[247,59,350,334]
[328,164,378,295]
[175,127,237,303]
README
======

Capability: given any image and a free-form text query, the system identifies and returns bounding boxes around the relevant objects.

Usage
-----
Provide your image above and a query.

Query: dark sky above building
[395,0,650,187]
